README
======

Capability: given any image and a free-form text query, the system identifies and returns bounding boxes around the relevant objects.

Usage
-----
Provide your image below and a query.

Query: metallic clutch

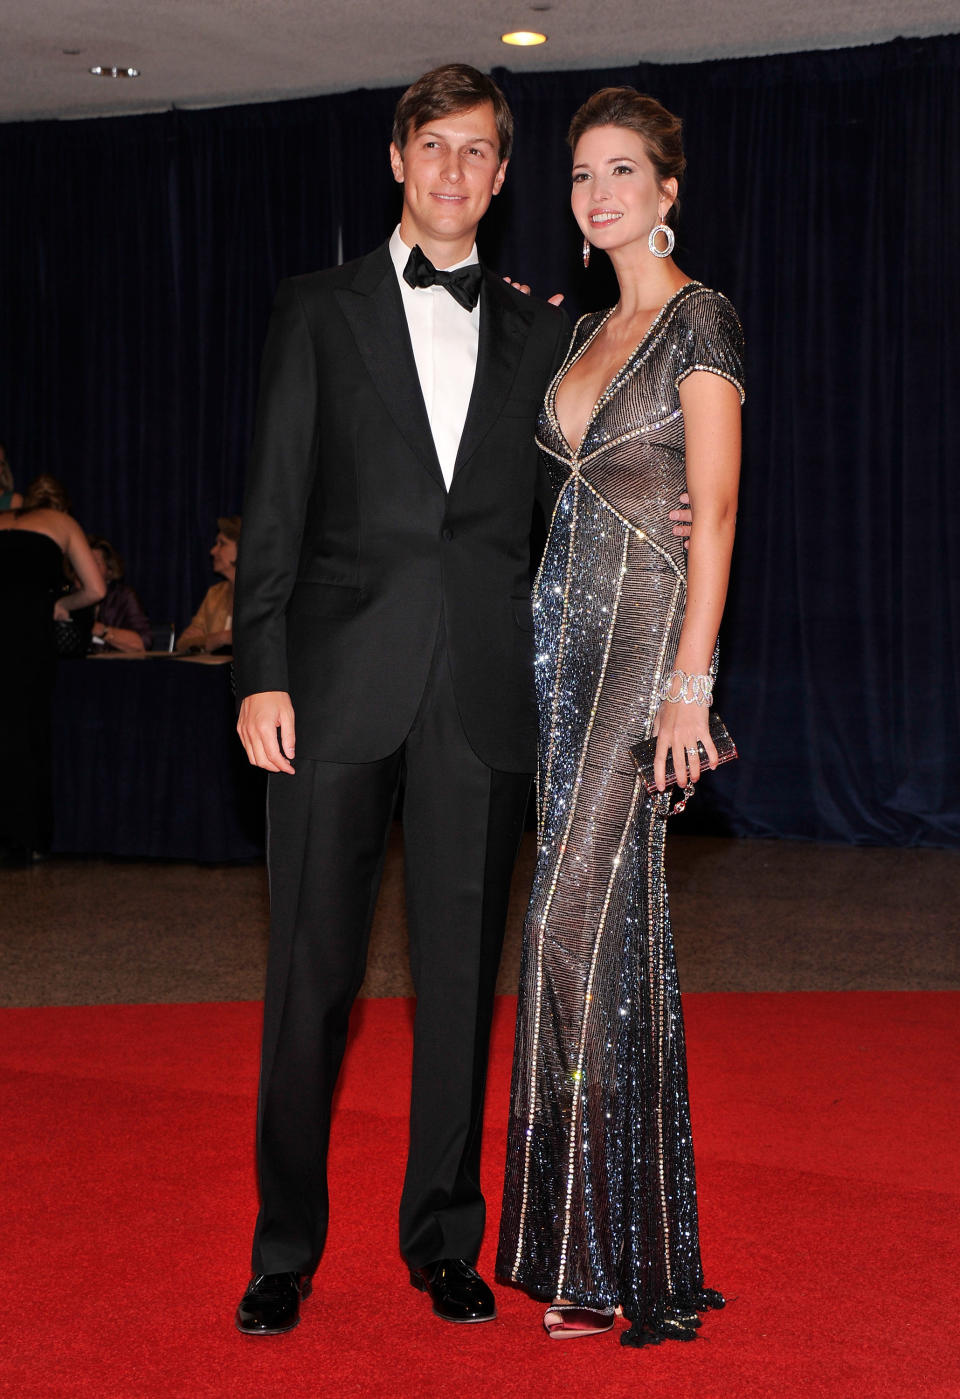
[630,709,738,798]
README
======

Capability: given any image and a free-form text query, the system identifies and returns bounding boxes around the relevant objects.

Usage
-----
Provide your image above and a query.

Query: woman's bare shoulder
[1,507,73,547]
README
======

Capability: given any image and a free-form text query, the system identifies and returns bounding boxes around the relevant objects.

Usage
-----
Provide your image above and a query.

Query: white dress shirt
[389,226,481,490]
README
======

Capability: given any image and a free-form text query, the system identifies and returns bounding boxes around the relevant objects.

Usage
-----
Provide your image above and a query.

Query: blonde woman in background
[0,444,23,511]
[176,515,241,653]
[0,475,104,862]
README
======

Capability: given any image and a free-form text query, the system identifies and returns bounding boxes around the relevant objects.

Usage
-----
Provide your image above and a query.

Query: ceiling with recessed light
[2,0,957,123]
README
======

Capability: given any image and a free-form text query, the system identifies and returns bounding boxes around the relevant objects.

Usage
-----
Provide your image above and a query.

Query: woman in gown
[496,88,744,1347]
[0,478,104,860]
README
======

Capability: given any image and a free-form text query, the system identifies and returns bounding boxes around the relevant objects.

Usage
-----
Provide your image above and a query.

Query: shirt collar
[389,225,480,286]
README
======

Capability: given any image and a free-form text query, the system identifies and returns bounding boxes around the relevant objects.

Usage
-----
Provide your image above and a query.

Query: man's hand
[502,276,564,307]
[670,491,693,549]
[237,691,296,774]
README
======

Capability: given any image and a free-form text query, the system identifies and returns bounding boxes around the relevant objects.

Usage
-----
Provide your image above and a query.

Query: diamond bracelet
[657,669,714,706]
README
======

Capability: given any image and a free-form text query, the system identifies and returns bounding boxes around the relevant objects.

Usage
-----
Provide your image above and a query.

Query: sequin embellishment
[496,283,744,1343]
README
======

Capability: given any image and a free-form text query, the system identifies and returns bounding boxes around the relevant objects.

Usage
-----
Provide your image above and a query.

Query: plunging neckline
[552,280,700,458]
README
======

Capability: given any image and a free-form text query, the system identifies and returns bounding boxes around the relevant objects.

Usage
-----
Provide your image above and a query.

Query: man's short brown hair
[392,64,514,163]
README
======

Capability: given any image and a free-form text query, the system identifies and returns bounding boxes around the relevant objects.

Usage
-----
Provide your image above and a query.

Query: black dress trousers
[251,624,531,1275]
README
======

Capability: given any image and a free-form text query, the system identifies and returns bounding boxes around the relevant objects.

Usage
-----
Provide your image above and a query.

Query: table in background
[51,654,265,861]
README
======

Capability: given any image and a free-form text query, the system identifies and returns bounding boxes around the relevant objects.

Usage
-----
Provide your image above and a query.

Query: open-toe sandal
[543,1304,615,1339]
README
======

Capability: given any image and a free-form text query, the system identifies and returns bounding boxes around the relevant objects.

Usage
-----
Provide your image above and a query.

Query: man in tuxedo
[232,64,569,1334]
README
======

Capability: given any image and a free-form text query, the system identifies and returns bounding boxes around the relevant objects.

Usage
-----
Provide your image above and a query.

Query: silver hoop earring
[648,221,675,258]
[582,237,591,269]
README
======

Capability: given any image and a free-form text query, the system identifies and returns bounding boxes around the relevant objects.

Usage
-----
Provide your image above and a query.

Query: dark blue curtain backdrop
[1,36,957,845]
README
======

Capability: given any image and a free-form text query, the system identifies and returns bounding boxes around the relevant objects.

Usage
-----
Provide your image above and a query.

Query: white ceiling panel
[1,0,957,123]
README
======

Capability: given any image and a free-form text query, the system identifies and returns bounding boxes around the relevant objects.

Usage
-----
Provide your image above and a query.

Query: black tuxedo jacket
[233,241,569,772]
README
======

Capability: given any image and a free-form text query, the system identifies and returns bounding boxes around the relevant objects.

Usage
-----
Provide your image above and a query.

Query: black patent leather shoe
[235,1272,312,1335]
[409,1258,496,1323]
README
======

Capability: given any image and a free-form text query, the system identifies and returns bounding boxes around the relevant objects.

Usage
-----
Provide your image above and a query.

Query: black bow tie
[403,245,483,311]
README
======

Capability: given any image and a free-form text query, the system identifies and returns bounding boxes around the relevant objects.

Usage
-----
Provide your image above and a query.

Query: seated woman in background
[87,535,152,652]
[0,444,24,511]
[176,515,242,654]
[0,474,104,862]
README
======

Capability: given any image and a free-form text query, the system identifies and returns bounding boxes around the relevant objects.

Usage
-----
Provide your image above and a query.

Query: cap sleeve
[674,289,745,404]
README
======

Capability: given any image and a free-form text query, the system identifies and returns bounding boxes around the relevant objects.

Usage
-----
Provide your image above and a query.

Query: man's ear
[389,142,405,185]
[492,159,509,196]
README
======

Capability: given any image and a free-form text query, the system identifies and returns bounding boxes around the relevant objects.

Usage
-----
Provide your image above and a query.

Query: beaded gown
[496,282,744,1344]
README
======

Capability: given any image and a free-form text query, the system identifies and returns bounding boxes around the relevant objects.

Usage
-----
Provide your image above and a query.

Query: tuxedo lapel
[334,243,445,489]
[452,270,533,486]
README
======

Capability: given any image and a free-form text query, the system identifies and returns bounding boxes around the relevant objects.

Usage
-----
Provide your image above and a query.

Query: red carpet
[2,992,957,1398]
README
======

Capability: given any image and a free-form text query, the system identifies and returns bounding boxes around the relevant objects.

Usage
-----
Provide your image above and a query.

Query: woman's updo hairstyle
[22,474,71,514]
[567,88,686,229]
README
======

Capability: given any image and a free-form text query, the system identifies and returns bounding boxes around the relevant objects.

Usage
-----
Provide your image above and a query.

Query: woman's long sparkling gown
[496,282,745,1345]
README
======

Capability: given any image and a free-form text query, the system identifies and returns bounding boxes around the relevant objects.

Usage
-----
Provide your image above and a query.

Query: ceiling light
[89,65,140,79]
[500,31,547,46]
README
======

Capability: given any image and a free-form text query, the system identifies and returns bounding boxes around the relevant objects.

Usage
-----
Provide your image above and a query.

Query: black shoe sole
[433,1311,497,1324]
[236,1315,301,1336]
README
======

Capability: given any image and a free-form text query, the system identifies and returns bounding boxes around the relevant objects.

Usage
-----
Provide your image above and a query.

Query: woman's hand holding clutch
[652,698,719,791]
